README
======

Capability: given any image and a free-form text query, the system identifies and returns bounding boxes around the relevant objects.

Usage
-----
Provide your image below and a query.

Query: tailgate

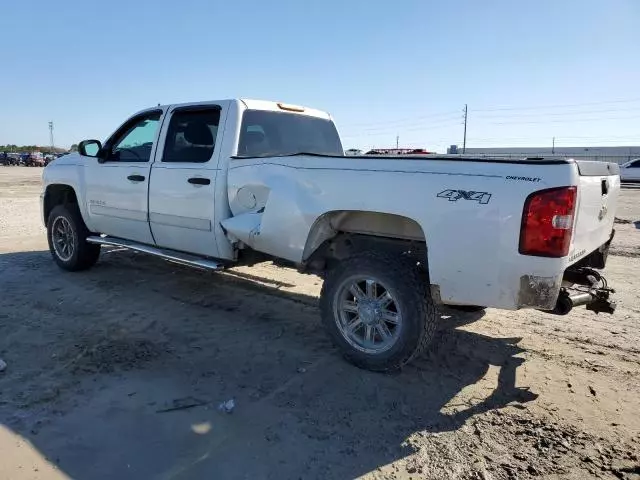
[570,161,620,264]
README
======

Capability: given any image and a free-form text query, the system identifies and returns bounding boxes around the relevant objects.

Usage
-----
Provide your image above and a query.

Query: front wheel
[319,251,437,372]
[47,204,101,271]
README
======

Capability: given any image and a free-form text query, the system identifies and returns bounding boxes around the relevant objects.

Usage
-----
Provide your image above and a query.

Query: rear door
[148,104,225,257]
[83,109,165,243]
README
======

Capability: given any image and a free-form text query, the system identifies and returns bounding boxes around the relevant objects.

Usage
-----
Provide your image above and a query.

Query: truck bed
[227,153,620,310]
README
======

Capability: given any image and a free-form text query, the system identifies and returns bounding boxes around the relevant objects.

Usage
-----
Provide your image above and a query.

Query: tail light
[519,186,577,257]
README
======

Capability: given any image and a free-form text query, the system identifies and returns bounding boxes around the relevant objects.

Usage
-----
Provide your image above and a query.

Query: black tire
[319,251,437,372]
[47,204,100,271]
[446,305,486,313]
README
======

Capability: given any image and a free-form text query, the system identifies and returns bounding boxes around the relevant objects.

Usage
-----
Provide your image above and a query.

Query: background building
[447,145,640,164]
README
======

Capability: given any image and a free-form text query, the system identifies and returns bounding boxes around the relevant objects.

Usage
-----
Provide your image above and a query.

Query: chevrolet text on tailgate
[41,99,620,371]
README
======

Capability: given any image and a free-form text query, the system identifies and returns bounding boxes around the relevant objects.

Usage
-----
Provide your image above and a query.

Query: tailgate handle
[601,179,609,196]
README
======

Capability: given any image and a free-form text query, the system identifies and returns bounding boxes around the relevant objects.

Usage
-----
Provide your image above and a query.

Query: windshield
[237,109,343,157]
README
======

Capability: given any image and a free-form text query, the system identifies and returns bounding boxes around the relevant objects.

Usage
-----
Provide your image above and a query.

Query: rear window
[237,110,343,157]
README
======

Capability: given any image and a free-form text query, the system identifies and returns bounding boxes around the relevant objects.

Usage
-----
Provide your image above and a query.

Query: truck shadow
[0,249,537,480]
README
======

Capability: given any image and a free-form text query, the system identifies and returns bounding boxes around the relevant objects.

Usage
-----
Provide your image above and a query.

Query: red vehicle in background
[365,148,432,155]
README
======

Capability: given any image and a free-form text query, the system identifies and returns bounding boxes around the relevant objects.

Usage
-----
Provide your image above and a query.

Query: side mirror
[78,140,103,159]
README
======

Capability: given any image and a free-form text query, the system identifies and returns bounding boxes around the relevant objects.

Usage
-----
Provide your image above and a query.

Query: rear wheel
[320,251,437,372]
[47,204,100,271]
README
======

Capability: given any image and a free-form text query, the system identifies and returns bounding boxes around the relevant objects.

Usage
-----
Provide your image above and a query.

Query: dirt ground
[0,167,639,480]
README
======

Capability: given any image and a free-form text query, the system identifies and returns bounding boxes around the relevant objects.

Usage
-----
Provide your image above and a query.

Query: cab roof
[143,99,332,121]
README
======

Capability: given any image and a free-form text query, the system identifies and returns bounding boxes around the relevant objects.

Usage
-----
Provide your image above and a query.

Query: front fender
[42,162,92,230]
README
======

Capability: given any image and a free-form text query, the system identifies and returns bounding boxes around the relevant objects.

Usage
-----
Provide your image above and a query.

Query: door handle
[127,174,146,182]
[188,177,210,185]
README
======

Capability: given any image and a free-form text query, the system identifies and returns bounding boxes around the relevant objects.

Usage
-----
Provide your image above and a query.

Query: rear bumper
[517,274,564,310]
[517,230,615,311]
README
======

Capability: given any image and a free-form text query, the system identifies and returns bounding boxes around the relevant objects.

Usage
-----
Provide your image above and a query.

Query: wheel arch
[43,184,80,225]
[301,210,430,277]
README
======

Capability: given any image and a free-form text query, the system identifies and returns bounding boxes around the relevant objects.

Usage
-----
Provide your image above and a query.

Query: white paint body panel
[571,173,619,261]
[83,161,154,244]
[226,156,585,309]
[42,99,620,311]
[147,101,232,258]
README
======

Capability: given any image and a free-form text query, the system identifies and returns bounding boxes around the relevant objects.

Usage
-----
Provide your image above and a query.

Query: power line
[484,113,640,125]
[338,110,461,129]
[340,105,640,137]
[340,98,640,148]
[351,119,463,134]
[473,97,640,113]
[474,106,640,120]
[340,121,464,138]
[466,134,640,142]
[467,137,640,145]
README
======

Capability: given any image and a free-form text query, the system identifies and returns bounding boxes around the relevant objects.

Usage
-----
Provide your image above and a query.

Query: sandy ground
[0,167,639,480]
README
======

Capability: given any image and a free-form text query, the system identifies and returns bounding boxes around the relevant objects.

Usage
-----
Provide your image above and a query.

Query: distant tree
[70,144,78,152]
[0,144,67,153]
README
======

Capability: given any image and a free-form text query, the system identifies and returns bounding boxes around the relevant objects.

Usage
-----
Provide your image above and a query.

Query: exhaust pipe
[549,291,593,315]
[546,269,616,316]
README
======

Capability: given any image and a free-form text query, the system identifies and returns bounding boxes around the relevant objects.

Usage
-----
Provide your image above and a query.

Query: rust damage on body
[518,274,562,310]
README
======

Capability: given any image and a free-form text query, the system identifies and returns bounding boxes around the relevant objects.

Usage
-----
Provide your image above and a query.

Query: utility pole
[552,137,555,154]
[462,104,468,154]
[48,121,55,153]
[396,135,399,149]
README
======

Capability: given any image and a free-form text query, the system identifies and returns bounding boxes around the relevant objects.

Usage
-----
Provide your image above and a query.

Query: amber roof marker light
[277,102,305,112]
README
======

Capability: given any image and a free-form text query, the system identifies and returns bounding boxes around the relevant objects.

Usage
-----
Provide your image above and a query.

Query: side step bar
[86,236,224,271]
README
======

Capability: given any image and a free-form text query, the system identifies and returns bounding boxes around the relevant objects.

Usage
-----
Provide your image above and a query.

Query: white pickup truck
[42,99,620,371]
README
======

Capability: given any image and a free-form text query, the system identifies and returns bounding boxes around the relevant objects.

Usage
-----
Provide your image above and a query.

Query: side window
[162,108,220,163]
[109,112,161,162]
[629,160,640,168]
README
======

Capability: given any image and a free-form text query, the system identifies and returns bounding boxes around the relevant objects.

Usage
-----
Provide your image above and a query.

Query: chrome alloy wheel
[333,276,402,354]
[51,216,75,261]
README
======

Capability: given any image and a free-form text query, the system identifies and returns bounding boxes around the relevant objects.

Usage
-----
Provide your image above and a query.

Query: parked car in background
[5,153,23,165]
[620,158,640,182]
[28,156,46,167]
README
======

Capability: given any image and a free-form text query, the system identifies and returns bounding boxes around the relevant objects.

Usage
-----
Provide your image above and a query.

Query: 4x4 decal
[437,189,492,204]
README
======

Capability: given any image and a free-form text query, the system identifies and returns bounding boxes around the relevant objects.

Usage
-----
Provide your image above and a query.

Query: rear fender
[302,210,426,262]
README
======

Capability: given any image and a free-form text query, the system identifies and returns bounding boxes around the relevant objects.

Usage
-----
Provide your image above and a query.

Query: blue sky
[1,0,639,152]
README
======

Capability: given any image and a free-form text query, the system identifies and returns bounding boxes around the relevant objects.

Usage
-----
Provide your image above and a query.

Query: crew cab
[41,99,620,371]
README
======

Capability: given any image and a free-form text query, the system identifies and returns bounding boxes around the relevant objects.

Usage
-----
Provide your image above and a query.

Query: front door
[83,109,164,244]
[148,105,223,257]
